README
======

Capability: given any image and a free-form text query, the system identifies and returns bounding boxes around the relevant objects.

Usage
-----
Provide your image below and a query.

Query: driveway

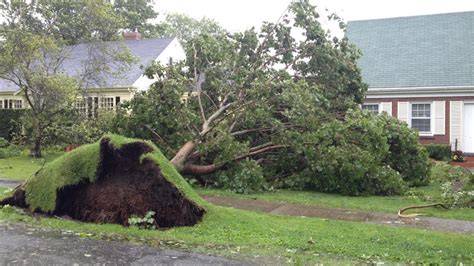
[0,222,246,265]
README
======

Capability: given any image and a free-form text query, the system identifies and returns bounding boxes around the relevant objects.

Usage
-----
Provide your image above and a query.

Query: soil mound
[1,135,205,228]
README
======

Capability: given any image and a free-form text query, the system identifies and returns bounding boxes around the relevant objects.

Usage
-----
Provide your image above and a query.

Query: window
[100,97,114,111]
[411,103,431,133]
[5,99,22,109]
[74,99,87,115]
[0,100,3,109]
[86,97,99,118]
[362,104,379,115]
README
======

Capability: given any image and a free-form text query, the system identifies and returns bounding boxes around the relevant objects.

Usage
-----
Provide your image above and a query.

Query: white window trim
[361,103,380,115]
[99,96,115,110]
[409,102,434,136]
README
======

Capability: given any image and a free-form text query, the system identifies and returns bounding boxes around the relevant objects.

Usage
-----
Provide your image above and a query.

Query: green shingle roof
[346,11,474,89]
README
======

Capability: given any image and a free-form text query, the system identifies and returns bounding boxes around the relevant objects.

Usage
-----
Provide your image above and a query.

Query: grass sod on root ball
[0,134,205,228]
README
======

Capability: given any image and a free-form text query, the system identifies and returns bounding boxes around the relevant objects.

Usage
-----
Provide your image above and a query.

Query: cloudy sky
[155,0,474,32]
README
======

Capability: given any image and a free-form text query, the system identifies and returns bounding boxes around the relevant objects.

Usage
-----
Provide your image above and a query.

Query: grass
[197,182,474,221]
[197,162,474,221]
[0,202,472,264]
[0,151,64,180]
[0,140,472,263]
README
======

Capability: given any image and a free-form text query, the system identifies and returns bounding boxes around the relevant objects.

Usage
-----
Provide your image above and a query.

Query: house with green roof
[346,11,474,154]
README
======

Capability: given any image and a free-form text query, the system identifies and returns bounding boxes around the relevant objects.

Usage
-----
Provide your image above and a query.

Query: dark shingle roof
[346,11,474,89]
[0,37,175,93]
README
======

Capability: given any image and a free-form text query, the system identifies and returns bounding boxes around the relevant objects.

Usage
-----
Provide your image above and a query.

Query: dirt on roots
[1,139,205,228]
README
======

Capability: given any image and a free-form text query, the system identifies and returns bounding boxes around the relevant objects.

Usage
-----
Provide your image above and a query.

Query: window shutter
[433,101,445,135]
[397,102,409,123]
[450,101,463,150]
[380,102,392,116]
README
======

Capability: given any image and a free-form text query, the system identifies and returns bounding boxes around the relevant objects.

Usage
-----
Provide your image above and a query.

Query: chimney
[123,31,142,41]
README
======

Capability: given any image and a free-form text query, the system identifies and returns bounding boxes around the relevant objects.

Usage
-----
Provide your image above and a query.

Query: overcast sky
[155,0,474,33]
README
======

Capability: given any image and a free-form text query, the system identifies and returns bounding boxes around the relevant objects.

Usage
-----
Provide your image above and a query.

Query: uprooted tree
[1,135,205,228]
[114,0,431,195]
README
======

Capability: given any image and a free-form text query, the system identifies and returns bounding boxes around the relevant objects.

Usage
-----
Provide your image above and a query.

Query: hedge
[425,144,452,161]
[0,109,24,140]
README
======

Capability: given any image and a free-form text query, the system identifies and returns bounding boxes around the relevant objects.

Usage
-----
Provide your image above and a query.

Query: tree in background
[0,0,134,157]
[113,0,158,32]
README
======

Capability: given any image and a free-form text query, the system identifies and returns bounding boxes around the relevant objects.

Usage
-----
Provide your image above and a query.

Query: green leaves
[128,211,157,230]
[113,0,157,32]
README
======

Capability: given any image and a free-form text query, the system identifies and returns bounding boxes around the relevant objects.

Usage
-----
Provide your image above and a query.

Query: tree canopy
[0,0,135,156]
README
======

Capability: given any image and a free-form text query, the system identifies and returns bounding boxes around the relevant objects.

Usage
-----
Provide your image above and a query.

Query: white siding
[380,102,392,116]
[397,102,409,123]
[450,101,463,150]
[433,101,445,135]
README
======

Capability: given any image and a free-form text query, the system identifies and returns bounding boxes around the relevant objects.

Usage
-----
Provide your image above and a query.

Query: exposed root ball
[1,137,205,228]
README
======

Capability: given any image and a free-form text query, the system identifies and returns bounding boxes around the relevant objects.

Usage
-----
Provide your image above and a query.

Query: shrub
[425,144,452,161]
[375,113,431,186]
[42,110,116,147]
[0,109,24,141]
[0,137,20,159]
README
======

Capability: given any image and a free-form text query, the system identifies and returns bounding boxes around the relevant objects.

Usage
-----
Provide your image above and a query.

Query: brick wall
[364,96,474,145]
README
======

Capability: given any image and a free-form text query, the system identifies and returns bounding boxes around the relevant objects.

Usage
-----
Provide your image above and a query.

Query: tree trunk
[30,120,43,158]
[171,140,285,176]
[170,140,196,172]
[181,163,218,175]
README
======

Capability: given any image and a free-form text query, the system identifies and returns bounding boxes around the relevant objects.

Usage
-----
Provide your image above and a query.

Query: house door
[463,104,474,153]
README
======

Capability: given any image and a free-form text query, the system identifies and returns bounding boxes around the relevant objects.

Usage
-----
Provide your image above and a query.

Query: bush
[42,110,116,147]
[0,109,24,141]
[0,137,20,159]
[376,113,431,186]
[425,144,452,161]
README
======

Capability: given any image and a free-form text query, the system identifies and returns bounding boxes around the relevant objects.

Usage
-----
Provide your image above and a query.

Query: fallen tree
[1,135,205,228]
[114,1,365,183]
[113,1,431,195]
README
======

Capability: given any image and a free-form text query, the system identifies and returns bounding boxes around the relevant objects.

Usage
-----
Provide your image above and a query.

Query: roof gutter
[366,85,474,98]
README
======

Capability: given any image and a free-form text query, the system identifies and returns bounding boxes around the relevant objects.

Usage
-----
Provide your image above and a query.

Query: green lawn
[0,203,472,264]
[0,151,64,180]
[197,182,474,221]
[196,162,474,221]
[0,151,473,263]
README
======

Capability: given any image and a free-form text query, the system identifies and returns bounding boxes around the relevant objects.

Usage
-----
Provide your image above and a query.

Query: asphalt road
[0,222,247,265]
